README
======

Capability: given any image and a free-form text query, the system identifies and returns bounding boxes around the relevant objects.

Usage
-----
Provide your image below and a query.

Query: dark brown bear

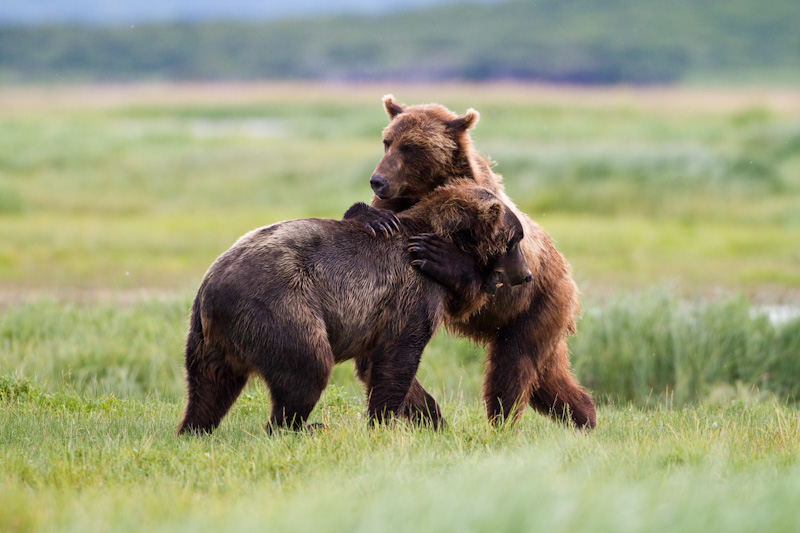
[346,95,597,429]
[177,181,532,435]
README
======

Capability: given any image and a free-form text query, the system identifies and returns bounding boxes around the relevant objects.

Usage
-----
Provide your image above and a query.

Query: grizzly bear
[345,95,597,429]
[177,181,532,434]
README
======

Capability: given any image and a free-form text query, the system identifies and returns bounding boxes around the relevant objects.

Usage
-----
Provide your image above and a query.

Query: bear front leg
[408,233,487,318]
[265,376,328,433]
[342,202,400,237]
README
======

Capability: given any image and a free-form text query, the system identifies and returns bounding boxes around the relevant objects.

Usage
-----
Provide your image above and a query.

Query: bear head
[423,180,532,294]
[370,95,481,202]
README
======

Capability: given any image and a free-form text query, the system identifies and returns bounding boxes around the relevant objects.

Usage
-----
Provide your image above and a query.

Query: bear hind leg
[258,347,333,433]
[178,356,249,435]
[529,340,597,430]
[265,383,327,432]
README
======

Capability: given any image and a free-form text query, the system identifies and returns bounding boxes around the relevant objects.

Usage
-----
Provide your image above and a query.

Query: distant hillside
[0,0,499,25]
[1,0,798,84]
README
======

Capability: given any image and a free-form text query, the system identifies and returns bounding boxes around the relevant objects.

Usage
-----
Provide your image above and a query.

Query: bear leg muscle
[483,341,536,425]
[178,353,249,435]
[529,340,597,430]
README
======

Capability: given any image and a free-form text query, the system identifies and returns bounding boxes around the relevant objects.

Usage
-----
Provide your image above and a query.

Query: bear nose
[370,174,389,197]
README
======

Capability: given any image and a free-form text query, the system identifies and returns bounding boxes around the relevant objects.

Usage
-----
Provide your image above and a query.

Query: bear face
[483,209,531,294]
[369,95,480,202]
[403,181,532,318]
[418,182,531,293]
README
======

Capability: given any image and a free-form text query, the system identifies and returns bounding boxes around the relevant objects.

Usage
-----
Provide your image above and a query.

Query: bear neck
[450,144,500,194]
[448,145,474,182]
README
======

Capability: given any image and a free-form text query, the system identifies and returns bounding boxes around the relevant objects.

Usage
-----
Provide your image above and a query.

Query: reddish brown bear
[346,95,597,429]
[178,181,532,434]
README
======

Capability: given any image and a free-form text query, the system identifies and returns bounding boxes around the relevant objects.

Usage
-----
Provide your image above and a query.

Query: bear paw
[342,202,400,237]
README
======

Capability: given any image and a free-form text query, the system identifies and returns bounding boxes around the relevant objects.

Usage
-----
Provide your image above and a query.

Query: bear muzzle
[485,268,533,295]
[484,240,533,295]
[370,173,392,199]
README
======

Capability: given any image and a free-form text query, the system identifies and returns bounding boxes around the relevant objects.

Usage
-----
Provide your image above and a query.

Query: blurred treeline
[1,0,798,84]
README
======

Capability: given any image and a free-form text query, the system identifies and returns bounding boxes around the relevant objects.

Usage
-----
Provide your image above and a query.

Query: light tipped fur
[448,108,480,131]
[383,94,405,118]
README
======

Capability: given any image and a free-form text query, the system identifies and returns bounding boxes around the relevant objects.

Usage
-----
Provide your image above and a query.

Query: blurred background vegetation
[1,0,799,85]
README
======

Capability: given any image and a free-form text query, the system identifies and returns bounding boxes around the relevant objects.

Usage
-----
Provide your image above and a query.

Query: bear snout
[489,241,533,290]
[370,174,391,198]
[497,268,533,289]
[513,271,533,286]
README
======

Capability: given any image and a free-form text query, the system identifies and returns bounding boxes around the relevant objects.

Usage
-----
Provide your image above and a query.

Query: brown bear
[177,180,532,435]
[345,95,597,429]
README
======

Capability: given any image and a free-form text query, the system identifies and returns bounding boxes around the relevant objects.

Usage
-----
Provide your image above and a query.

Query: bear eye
[399,143,416,154]
[382,139,391,152]
[507,235,522,251]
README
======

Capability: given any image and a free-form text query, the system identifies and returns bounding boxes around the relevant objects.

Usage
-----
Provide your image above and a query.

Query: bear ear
[447,108,480,132]
[479,198,503,229]
[383,94,405,119]
[432,197,476,238]
[457,195,503,243]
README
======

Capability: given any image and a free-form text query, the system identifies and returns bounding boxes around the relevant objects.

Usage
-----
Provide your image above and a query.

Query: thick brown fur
[349,95,597,429]
[177,182,531,435]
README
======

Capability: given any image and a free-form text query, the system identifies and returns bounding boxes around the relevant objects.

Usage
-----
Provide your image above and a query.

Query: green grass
[2,294,798,407]
[2,376,799,532]
[572,291,800,405]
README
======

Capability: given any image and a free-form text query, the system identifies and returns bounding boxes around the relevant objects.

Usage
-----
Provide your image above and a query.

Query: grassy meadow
[1,83,800,531]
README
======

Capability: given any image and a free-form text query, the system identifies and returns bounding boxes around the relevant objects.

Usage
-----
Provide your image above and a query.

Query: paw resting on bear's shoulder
[342,202,400,237]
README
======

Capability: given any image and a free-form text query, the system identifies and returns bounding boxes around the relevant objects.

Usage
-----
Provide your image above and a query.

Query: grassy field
[1,83,799,531]
[2,376,799,532]
[2,83,800,294]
